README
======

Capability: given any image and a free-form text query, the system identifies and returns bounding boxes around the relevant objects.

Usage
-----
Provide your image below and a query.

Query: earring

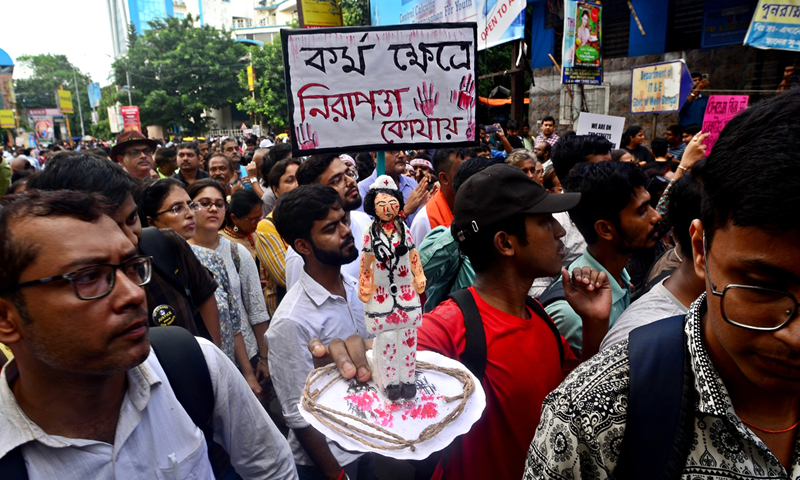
[233,225,239,233]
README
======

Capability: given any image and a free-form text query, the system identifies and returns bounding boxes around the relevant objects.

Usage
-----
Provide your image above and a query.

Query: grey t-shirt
[599,278,689,351]
[261,188,277,216]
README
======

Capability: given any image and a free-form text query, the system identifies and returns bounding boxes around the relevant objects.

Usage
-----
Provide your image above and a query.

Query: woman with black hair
[621,125,655,164]
[358,175,426,401]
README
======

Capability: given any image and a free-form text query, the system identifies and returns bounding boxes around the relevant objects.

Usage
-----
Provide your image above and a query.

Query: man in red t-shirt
[311,164,612,480]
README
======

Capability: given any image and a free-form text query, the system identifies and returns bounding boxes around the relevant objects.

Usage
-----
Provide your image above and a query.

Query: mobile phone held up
[485,125,501,134]
[701,73,709,82]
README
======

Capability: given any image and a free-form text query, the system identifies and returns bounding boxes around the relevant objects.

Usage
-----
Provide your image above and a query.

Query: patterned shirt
[524,294,800,479]
[535,133,561,146]
[190,245,242,363]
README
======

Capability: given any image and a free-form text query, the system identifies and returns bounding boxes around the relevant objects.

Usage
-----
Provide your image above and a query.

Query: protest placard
[630,60,694,114]
[702,95,749,155]
[282,24,478,157]
[576,112,625,149]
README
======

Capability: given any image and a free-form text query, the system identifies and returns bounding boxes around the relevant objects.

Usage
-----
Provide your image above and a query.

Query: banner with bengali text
[744,0,800,51]
[282,24,478,156]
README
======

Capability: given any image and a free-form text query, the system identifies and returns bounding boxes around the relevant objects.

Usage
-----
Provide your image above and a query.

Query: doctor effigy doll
[358,175,427,401]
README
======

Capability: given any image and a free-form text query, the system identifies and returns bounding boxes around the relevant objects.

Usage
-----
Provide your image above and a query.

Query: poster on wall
[370,0,524,50]
[281,24,478,157]
[744,0,800,52]
[562,0,603,85]
[701,0,755,49]
[630,60,695,114]
[701,95,749,154]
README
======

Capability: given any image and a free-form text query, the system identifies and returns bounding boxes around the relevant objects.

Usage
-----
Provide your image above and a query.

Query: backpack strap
[616,315,695,480]
[149,327,232,478]
[525,297,565,368]
[140,227,191,300]
[448,289,487,382]
[537,279,566,308]
[0,446,28,480]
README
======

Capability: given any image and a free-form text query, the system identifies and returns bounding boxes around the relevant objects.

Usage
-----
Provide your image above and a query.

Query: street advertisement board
[87,82,102,108]
[575,112,625,149]
[58,89,73,114]
[108,106,122,133]
[701,95,749,155]
[630,60,695,114]
[0,109,14,128]
[744,0,800,52]
[562,0,603,85]
[370,0,524,50]
[120,105,141,132]
[701,0,755,48]
[298,0,344,28]
[281,24,478,157]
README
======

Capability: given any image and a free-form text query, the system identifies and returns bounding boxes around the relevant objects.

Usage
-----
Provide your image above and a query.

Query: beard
[311,235,358,266]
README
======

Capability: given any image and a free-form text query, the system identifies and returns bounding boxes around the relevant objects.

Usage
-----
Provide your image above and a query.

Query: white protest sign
[282,24,478,157]
[576,112,626,149]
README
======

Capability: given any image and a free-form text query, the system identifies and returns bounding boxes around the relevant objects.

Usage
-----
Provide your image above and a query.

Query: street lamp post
[72,66,86,138]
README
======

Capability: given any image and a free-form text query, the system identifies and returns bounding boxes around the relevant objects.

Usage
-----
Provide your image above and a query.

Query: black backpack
[0,327,232,479]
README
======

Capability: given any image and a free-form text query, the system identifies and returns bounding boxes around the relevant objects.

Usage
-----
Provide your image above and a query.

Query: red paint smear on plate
[345,392,378,411]
[373,407,394,428]
[401,402,439,421]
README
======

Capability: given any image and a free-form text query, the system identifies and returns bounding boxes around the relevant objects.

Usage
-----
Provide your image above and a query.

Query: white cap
[370,175,398,191]
[259,139,274,148]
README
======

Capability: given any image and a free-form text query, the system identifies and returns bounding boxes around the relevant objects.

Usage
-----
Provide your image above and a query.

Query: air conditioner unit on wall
[559,84,610,125]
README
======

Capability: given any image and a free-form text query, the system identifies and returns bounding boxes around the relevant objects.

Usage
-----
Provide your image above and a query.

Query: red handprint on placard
[414,82,439,117]
[296,123,319,150]
[374,286,388,304]
[399,285,415,302]
[397,265,409,277]
[451,74,475,111]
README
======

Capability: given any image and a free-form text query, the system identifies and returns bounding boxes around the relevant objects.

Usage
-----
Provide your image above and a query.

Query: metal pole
[126,70,133,106]
[72,66,85,138]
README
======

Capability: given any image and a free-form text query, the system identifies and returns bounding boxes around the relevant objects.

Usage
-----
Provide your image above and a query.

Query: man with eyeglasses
[0,189,297,479]
[526,91,800,479]
[111,130,158,181]
[533,141,551,164]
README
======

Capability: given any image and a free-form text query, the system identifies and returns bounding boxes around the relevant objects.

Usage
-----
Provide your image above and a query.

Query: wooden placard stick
[628,1,646,36]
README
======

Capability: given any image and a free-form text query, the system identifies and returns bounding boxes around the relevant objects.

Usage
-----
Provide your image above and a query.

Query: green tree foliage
[13,54,93,138]
[90,85,120,140]
[113,14,247,133]
[341,0,370,26]
[237,39,288,133]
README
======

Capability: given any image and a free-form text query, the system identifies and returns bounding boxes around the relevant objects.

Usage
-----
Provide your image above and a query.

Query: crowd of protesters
[2,84,800,480]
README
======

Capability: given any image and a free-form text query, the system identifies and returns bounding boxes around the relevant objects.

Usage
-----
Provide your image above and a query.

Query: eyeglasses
[196,199,227,211]
[154,202,201,217]
[328,173,348,189]
[125,147,153,157]
[703,237,799,331]
[0,256,152,300]
[243,213,264,224]
[346,167,358,180]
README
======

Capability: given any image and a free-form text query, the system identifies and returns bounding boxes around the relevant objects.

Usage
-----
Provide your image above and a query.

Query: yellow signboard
[58,89,74,114]
[247,65,255,91]
[299,0,344,28]
[0,109,14,128]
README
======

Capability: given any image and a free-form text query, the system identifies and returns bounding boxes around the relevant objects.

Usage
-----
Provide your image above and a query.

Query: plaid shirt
[534,133,560,146]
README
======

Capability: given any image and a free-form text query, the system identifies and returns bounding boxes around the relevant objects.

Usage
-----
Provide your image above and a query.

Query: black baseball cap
[451,163,581,242]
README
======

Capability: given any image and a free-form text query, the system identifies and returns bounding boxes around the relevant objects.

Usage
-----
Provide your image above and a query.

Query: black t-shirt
[507,135,525,150]
[623,145,655,164]
[140,229,218,340]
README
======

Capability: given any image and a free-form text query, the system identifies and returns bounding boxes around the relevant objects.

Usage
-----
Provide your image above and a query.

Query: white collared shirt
[0,338,297,480]
[267,269,370,467]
